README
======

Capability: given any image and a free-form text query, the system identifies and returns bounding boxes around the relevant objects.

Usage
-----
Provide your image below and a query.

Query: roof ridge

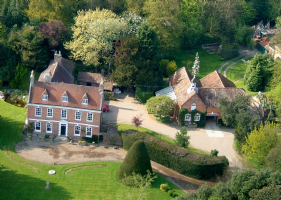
[215,70,226,88]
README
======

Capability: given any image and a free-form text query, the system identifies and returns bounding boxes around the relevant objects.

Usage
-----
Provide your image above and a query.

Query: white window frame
[47,108,53,118]
[35,107,42,117]
[42,94,48,101]
[87,113,93,122]
[86,127,92,137]
[185,114,191,121]
[191,104,196,111]
[46,122,52,133]
[74,125,81,136]
[194,113,201,121]
[75,111,81,121]
[35,122,41,132]
[61,110,67,119]
[62,96,68,102]
[82,98,88,104]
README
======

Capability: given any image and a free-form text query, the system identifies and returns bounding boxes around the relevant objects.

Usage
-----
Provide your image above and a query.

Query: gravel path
[15,136,215,193]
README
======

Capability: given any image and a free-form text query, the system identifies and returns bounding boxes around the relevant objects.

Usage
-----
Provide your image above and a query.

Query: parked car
[103,104,109,112]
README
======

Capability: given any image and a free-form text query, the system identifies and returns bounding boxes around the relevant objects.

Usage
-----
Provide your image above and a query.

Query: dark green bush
[211,149,219,156]
[117,140,152,180]
[82,135,99,143]
[156,116,170,123]
[135,89,153,103]
[121,131,229,180]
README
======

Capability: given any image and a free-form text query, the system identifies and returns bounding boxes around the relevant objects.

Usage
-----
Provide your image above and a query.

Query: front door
[60,123,67,136]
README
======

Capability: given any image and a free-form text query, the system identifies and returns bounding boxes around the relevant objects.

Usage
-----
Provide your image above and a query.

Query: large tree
[143,0,183,52]
[146,95,174,119]
[65,8,126,72]
[244,53,274,92]
[219,95,258,144]
[242,122,279,168]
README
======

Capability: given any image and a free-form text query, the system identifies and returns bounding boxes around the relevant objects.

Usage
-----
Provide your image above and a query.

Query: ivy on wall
[179,109,206,127]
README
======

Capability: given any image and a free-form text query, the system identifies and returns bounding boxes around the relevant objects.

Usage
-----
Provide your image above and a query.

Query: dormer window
[82,93,88,105]
[42,89,48,101]
[62,91,69,102]
[42,94,48,101]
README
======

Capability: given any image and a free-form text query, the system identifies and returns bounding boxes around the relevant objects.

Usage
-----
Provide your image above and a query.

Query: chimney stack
[30,70,34,87]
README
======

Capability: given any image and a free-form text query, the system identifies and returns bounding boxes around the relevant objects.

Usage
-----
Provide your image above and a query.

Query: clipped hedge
[121,130,229,180]
[179,109,206,127]
[135,89,154,103]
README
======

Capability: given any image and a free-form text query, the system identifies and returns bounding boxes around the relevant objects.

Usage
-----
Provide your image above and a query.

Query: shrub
[121,131,229,180]
[156,116,170,123]
[174,127,190,148]
[146,95,174,118]
[82,135,99,143]
[132,114,144,130]
[135,89,153,103]
[117,140,152,180]
[160,183,170,192]
[159,59,169,77]
[167,60,177,77]
[211,149,219,156]
[167,189,178,198]
[104,91,114,100]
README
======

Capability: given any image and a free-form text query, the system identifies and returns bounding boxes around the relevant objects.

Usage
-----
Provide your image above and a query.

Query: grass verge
[115,123,209,156]
[235,79,258,96]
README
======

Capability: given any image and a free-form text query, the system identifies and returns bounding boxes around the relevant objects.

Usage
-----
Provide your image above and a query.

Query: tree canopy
[146,95,174,119]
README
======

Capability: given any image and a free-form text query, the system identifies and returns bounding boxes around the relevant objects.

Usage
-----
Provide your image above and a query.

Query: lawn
[170,48,230,79]
[235,79,258,96]
[226,57,252,82]
[0,100,184,200]
[220,56,246,76]
[116,123,209,156]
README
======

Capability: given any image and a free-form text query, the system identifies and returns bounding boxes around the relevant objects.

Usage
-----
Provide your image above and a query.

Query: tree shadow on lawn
[0,165,73,200]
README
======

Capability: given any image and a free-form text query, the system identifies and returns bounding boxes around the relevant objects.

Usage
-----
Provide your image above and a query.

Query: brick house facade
[158,67,246,125]
[27,52,103,138]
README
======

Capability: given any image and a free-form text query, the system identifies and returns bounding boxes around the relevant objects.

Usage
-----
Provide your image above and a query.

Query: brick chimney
[54,50,62,63]
[173,71,177,86]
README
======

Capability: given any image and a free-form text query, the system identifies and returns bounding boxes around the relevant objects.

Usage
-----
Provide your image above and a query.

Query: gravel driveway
[103,92,243,170]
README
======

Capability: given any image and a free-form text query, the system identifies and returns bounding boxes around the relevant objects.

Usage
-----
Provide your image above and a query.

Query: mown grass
[220,55,246,76]
[116,123,209,156]
[0,100,184,200]
[235,79,258,96]
[226,57,252,82]
[170,48,229,79]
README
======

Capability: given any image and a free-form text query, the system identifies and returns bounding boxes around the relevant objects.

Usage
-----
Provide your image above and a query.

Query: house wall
[180,93,207,113]
[27,105,101,138]
[274,47,281,59]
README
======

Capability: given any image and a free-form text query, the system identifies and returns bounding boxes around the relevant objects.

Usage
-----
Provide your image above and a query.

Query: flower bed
[65,164,107,175]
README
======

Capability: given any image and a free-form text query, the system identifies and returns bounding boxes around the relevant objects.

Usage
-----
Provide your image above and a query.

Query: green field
[220,56,246,76]
[226,57,252,82]
[0,100,184,200]
[235,79,258,96]
[170,48,229,79]
[116,123,209,156]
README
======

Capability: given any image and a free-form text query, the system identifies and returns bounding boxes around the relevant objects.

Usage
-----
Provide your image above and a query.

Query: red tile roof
[49,54,75,74]
[197,71,236,88]
[170,67,193,106]
[38,62,74,84]
[198,88,246,107]
[170,68,244,108]
[78,72,113,91]
[30,81,101,110]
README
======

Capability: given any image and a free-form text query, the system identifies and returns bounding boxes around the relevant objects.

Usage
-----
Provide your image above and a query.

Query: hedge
[135,89,154,103]
[179,109,206,127]
[121,130,229,180]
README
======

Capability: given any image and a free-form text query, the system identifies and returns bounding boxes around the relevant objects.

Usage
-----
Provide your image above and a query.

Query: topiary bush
[117,140,152,180]
[121,130,229,180]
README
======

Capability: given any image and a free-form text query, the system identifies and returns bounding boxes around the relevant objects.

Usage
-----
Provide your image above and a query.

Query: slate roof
[49,54,75,74]
[38,62,74,84]
[198,88,246,107]
[78,72,114,91]
[29,81,101,110]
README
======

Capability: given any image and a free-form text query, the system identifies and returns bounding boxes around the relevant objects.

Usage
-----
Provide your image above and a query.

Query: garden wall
[121,130,229,180]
